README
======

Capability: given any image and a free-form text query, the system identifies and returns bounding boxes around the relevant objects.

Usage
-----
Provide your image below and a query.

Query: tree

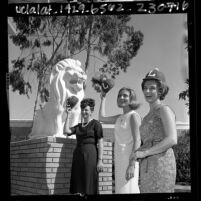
[179,15,189,115]
[9,15,144,119]
[179,79,189,115]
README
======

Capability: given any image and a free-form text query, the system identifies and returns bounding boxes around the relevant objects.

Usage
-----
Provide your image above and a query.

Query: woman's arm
[126,113,141,180]
[129,113,141,165]
[97,138,104,161]
[135,106,177,159]
[95,120,104,173]
[97,138,104,172]
[63,110,75,136]
[99,93,119,124]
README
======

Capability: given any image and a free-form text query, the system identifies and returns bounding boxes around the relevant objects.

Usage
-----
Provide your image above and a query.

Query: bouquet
[91,73,114,94]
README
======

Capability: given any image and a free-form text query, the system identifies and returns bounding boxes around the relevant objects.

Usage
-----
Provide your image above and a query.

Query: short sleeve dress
[69,119,103,195]
[139,105,177,193]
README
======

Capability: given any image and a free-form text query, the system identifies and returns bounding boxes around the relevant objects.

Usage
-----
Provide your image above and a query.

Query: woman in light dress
[99,87,141,194]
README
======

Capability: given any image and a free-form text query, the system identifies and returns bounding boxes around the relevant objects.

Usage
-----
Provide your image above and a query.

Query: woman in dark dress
[63,98,104,195]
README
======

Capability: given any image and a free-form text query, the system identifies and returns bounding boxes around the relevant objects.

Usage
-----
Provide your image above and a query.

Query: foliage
[9,16,143,118]
[173,129,191,185]
[179,79,189,114]
[179,18,189,115]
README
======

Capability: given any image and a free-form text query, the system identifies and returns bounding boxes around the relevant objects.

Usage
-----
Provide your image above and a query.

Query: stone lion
[28,58,87,139]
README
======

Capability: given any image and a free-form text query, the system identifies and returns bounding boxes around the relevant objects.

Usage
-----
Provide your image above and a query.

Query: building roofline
[9,119,189,129]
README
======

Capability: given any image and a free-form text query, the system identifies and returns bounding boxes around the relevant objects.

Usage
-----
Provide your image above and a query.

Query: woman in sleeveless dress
[132,68,177,193]
[99,87,141,194]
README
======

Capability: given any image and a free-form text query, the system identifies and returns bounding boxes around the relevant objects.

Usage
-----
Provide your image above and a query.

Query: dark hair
[117,87,140,110]
[80,98,95,111]
[141,79,169,100]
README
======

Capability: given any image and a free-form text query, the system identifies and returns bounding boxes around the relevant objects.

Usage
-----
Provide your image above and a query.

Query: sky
[8,14,189,124]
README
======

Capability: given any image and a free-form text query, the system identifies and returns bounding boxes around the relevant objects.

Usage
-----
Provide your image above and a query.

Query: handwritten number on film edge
[137,2,188,14]
[14,1,189,15]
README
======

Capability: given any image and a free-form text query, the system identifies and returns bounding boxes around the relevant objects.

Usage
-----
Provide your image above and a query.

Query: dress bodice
[140,106,165,149]
[71,119,103,146]
[114,110,141,145]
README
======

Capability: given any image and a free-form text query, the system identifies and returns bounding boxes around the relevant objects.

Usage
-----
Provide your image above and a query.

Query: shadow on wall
[10,137,76,195]
[53,138,76,195]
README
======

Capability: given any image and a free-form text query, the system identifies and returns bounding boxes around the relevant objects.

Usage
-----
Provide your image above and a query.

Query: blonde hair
[117,87,140,110]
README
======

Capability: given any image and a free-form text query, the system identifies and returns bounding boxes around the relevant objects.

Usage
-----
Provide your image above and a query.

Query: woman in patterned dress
[63,98,104,195]
[99,87,141,194]
[132,68,177,193]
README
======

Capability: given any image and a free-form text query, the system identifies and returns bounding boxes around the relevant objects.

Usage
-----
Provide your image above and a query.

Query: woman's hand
[65,105,72,114]
[126,165,135,181]
[129,151,136,161]
[100,91,106,100]
[63,106,73,135]
[97,159,104,172]
[134,150,148,161]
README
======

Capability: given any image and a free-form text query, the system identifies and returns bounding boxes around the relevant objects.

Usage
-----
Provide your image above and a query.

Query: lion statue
[28,58,87,139]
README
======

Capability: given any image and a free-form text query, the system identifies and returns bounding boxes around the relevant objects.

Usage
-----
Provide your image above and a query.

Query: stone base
[10,137,113,195]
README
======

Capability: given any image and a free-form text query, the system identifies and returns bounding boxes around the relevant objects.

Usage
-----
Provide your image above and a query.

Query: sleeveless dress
[139,105,176,193]
[114,110,141,194]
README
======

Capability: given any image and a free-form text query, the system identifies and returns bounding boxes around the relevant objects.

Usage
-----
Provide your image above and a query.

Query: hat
[101,78,115,93]
[91,73,115,94]
[66,96,79,109]
[143,68,166,83]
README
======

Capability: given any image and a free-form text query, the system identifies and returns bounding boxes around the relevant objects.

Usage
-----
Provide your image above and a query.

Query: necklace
[82,119,92,127]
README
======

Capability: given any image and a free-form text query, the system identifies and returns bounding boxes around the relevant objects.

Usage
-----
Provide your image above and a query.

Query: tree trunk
[85,17,94,74]
[32,79,41,121]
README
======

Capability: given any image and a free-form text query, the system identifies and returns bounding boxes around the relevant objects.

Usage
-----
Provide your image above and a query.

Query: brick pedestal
[10,137,112,195]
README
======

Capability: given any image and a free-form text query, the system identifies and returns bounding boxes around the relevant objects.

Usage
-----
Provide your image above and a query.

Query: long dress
[114,110,141,194]
[69,119,103,195]
[139,105,177,193]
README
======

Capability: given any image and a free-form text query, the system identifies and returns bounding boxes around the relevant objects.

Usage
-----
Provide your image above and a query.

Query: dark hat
[66,96,79,109]
[101,79,115,93]
[143,68,166,83]
[91,73,115,94]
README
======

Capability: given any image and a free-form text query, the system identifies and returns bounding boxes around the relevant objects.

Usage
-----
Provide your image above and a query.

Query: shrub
[173,129,191,185]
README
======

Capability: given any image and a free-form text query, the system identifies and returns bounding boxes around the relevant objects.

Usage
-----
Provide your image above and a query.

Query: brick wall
[10,137,112,195]
[98,140,113,194]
